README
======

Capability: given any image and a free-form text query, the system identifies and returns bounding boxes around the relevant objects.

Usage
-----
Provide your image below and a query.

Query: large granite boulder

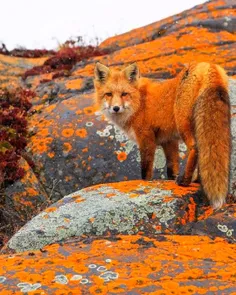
[6,180,200,252]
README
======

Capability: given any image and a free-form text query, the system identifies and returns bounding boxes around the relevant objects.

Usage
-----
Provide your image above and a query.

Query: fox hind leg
[162,140,179,180]
[176,135,198,187]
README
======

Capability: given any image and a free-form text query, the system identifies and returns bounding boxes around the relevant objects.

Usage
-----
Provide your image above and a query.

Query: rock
[7,180,201,252]
[0,235,236,294]
[0,54,46,88]
[191,204,236,243]
[3,158,49,226]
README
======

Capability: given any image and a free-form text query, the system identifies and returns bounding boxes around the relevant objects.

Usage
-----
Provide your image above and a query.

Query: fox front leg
[138,134,156,180]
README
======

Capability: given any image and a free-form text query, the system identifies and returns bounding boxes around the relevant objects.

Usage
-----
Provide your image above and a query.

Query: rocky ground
[0,0,236,294]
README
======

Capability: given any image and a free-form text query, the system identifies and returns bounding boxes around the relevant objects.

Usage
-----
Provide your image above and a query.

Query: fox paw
[176,175,191,187]
[168,174,177,180]
[192,177,200,184]
[167,168,178,180]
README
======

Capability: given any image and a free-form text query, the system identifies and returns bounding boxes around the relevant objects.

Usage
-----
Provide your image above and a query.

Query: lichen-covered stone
[0,235,236,294]
[4,158,48,223]
[7,180,201,252]
[0,54,46,88]
[191,204,236,243]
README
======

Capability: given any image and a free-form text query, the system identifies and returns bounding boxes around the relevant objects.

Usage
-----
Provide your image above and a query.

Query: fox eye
[121,92,128,97]
[105,92,112,97]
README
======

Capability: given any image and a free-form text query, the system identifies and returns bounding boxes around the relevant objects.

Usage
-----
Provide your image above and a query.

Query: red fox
[94,62,231,209]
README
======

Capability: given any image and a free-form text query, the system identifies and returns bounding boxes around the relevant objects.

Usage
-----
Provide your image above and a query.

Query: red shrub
[0,43,55,58]
[0,88,34,187]
[23,42,108,80]
[52,71,69,79]
[44,47,77,68]
[40,79,52,84]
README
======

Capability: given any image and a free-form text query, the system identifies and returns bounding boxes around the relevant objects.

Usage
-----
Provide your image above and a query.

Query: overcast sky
[0,0,205,50]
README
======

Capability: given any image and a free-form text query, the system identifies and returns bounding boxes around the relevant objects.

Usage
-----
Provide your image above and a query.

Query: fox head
[94,62,141,124]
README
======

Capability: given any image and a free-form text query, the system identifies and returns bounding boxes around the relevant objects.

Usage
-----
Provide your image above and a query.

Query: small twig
[49,179,61,199]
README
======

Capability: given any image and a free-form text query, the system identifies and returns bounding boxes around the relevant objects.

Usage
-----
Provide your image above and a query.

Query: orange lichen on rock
[87,180,199,196]
[104,27,235,64]
[63,142,72,152]
[83,106,98,115]
[197,207,214,221]
[47,151,55,158]
[75,196,85,203]
[0,235,235,294]
[116,151,127,162]
[158,180,199,195]
[75,128,88,138]
[45,207,57,213]
[66,78,83,90]
[26,188,38,197]
[61,128,75,138]
[32,137,53,154]
[82,147,88,153]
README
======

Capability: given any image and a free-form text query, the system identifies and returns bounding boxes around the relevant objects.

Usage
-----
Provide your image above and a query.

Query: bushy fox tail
[194,69,231,209]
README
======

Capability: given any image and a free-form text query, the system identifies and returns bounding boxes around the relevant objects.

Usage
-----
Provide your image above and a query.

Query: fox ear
[94,62,110,83]
[123,63,140,82]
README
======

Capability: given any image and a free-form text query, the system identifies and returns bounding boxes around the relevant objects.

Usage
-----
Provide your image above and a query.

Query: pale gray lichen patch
[17,282,41,292]
[179,142,187,152]
[54,275,69,285]
[153,148,166,169]
[0,276,6,284]
[85,122,94,127]
[99,271,119,282]
[70,275,83,281]
[217,224,234,237]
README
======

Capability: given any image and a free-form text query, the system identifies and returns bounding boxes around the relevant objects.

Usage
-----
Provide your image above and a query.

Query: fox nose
[113,106,120,113]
